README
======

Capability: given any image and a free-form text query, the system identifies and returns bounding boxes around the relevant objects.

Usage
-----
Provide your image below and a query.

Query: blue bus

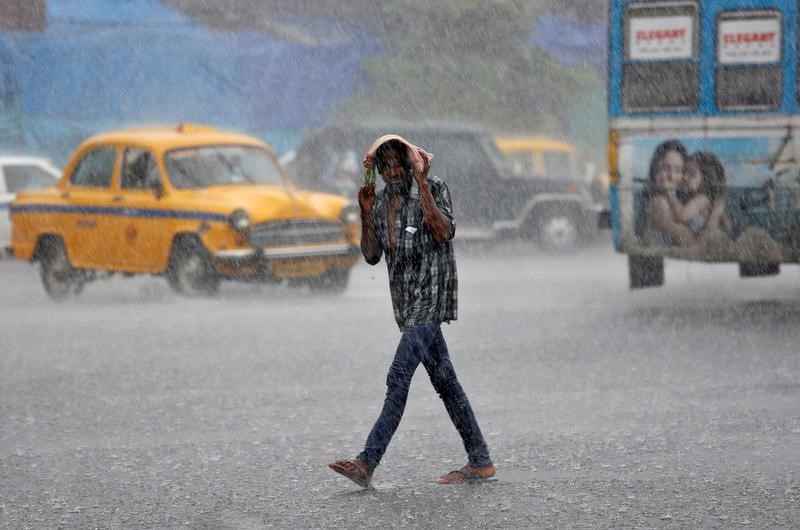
[607,0,800,288]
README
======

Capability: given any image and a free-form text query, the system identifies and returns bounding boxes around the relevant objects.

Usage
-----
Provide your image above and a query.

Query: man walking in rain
[328,135,495,488]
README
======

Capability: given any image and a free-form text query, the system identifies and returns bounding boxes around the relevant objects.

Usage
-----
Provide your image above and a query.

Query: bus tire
[739,262,779,278]
[628,255,664,289]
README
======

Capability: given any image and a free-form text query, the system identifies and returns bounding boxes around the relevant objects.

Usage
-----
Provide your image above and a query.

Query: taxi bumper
[211,243,360,278]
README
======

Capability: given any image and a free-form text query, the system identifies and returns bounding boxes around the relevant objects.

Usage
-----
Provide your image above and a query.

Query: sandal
[437,464,497,484]
[328,458,373,489]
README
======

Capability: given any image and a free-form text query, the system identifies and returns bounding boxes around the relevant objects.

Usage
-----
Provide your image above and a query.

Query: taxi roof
[495,136,576,154]
[82,124,270,152]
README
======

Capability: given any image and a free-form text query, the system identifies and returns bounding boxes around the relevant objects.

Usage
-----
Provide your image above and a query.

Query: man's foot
[328,458,373,489]
[437,463,497,484]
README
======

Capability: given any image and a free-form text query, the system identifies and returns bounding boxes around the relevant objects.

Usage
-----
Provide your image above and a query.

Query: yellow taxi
[10,124,360,299]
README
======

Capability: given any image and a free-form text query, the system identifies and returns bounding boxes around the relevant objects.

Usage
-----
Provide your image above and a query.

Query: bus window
[716,10,782,110]
[622,2,699,112]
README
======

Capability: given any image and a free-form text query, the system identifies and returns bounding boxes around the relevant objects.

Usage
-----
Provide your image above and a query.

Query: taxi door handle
[112,195,124,202]
[60,192,70,199]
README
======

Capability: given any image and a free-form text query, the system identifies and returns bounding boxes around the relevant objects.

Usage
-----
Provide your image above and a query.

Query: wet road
[1,240,799,528]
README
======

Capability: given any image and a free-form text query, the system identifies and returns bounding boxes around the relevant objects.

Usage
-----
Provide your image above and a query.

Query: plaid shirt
[371,175,458,331]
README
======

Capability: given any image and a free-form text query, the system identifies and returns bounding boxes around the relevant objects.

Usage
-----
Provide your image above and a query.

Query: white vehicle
[1,156,60,255]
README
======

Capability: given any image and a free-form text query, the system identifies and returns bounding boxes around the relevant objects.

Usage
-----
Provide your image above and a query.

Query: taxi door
[60,146,122,269]
[111,147,168,272]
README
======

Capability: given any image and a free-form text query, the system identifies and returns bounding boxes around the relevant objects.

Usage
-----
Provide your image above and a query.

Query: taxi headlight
[229,209,251,231]
[341,202,360,225]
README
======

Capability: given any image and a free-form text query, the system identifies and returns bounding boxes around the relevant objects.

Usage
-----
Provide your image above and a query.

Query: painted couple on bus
[638,140,733,249]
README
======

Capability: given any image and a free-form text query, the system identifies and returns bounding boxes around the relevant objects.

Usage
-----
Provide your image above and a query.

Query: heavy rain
[1,1,799,528]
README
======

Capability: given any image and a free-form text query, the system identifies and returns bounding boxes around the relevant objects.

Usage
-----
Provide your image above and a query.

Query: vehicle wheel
[628,255,664,289]
[537,214,579,253]
[39,239,83,300]
[308,268,350,294]
[167,240,220,296]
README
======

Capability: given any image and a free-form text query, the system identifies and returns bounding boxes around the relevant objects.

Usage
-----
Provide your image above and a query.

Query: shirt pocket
[400,225,420,258]
[402,222,441,261]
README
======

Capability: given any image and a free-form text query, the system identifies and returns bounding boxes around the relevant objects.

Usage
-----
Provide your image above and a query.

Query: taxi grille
[249,219,344,248]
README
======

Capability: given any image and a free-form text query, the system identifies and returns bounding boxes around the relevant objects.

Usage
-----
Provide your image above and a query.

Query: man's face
[378,148,408,189]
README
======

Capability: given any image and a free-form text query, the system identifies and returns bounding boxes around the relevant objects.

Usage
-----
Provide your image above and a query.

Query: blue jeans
[358,323,492,472]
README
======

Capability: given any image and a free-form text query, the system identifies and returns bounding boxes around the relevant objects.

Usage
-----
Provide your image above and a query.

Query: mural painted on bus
[622,136,800,262]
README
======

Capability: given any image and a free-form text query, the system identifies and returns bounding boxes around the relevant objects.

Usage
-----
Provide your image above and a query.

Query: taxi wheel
[167,240,220,296]
[308,268,350,294]
[39,239,83,301]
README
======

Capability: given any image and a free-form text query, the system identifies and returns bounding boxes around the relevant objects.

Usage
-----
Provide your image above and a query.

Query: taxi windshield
[165,145,285,189]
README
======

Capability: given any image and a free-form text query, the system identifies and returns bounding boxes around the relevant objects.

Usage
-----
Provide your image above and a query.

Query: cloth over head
[363,134,435,176]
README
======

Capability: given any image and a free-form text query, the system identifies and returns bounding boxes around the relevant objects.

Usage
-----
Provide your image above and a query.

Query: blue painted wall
[0,0,381,163]
[0,1,604,165]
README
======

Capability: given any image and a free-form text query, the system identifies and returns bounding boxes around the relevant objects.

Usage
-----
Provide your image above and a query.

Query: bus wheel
[628,255,664,289]
[739,262,779,277]
[167,238,220,296]
[39,238,83,301]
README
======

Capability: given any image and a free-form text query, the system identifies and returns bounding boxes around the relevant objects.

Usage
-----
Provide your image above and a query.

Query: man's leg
[357,324,437,473]
[422,327,492,468]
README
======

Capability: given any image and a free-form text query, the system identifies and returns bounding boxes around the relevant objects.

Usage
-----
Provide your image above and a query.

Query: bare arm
[358,184,382,265]
[651,196,695,247]
[695,197,726,242]
[675,195,710,224]
[418,182,453,244]
[414,155,454,244]
[666,190,686,220]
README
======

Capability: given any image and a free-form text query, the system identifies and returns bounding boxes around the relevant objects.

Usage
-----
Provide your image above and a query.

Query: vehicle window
[541,151,579,179]
[4,165,57,193]
[716,10,782,111]
[504,152,538,178]
[69,147,116,188]
[293,129,510,189]
[286,139,326,189]
[122,148,161,190]
[424,135,482,180]
[165,145,284,189]
[478,135,514,175]
[623,2,699,112]
[314,147,360,196]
